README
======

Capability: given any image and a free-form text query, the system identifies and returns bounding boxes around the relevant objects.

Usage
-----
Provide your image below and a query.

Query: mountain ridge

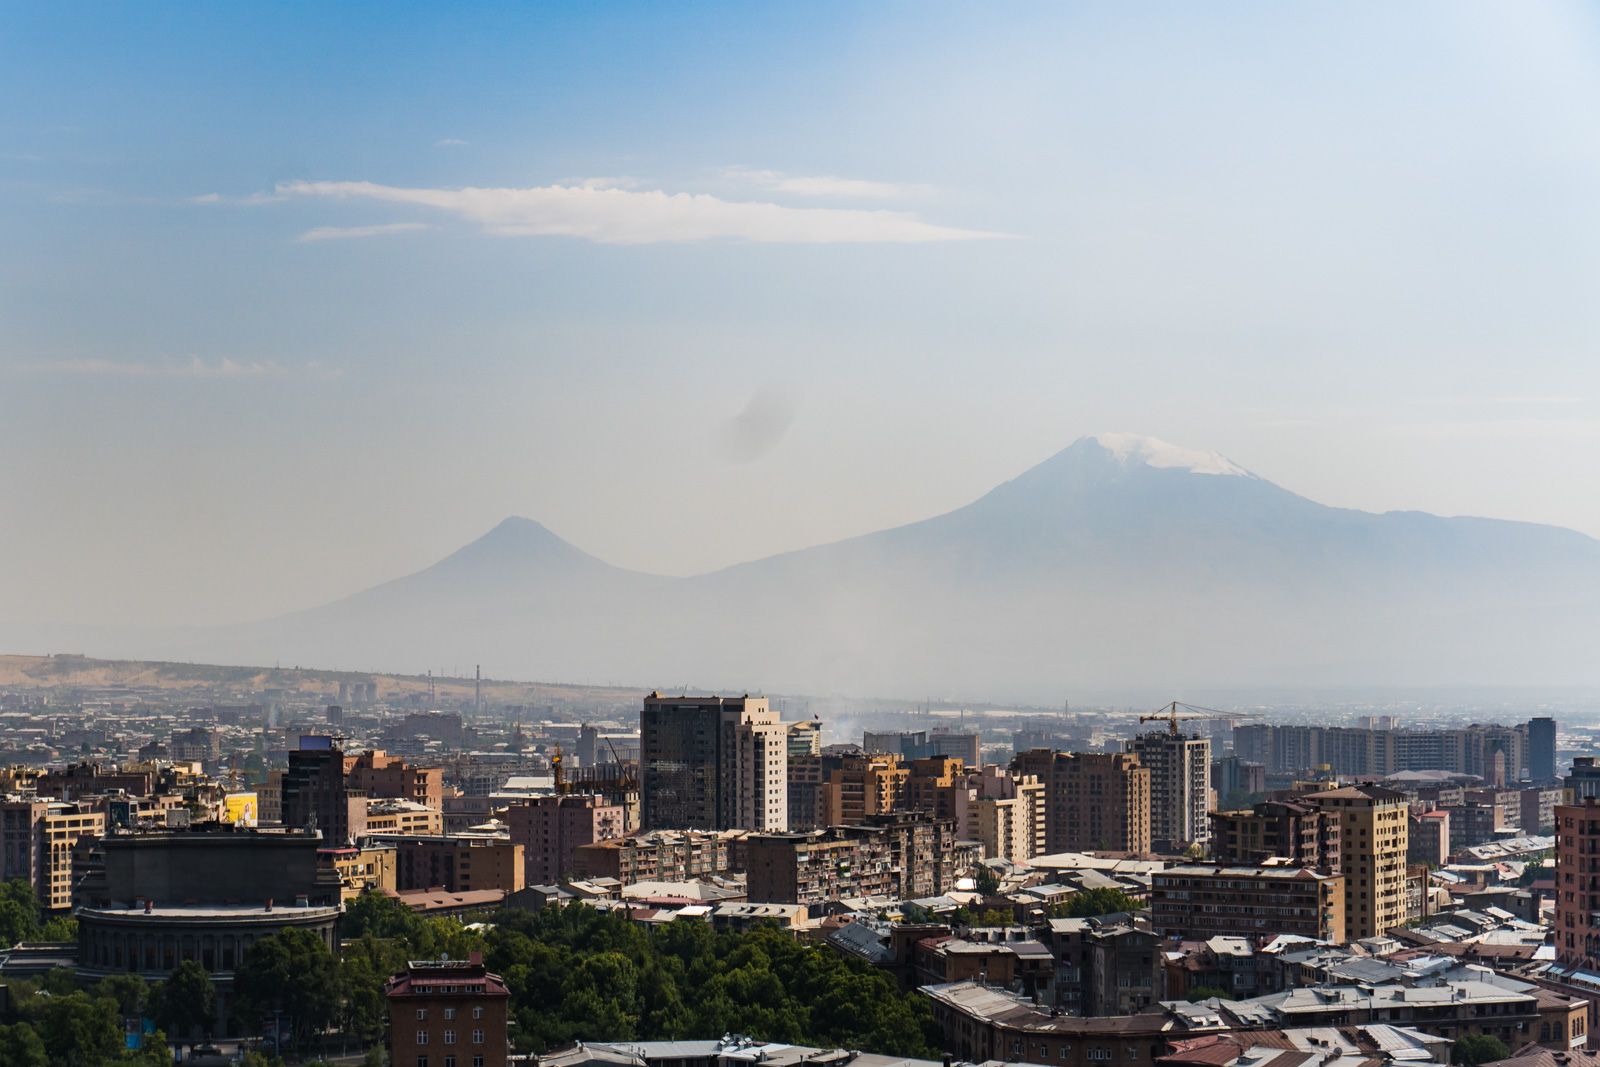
[15,433,1600,701]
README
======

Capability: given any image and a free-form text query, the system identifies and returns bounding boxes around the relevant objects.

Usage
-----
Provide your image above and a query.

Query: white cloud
[271,179,999,244]
[22,357,341,380]
[434,138,469,148]
[723,165,933,200]
[296,221,431,243]
[191,190,289,205]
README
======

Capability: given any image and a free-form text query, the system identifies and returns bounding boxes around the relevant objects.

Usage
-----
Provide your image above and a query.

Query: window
[444,1007,457,1020]
[417,1030,429,1045]
[418,1008,429,1020]
[474,1058,485,1067]
[473,1006,484,1020]
[417,1058,429,1067]
[444,1031,456,1045]
[445,1058,456,1067]
[472,1029,485,1045]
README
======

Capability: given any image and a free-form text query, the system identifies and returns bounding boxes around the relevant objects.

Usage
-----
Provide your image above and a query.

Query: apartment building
[1151,865,1345,942]
[372,834,525,894]
[1127,731,1212,853]
[640,693,787,832]
[347,749,444,810]
[745,811,958,905]
[505,794,624,885]
[570,828,738,885]
[1209,799,1340,871]
[1304,785,1409,940]
[1013,750,1151,854]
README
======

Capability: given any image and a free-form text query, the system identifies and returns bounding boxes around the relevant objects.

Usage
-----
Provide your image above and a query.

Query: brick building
[373,834,525,894]
[505,794,623,885]
[1012,750,1151,854]
[386,955,510,1067]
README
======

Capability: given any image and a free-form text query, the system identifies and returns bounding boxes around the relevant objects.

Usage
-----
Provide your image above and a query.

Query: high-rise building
[1529,717,1558,783]
[1126,732,1211,853]
[862,729,980,765]
[1567,757,1600,802]
[970,765,1045,862]
[786,720,822,759]
[823,754,909,825]
[1231,722,1527,781]
[281,736,367,846]
[1304,785,1408,941]
[0,798,106,911]
[1012,750,1151,854]
[505,794,624,885]
[640,693,787,832]
[1555,798,1600,969]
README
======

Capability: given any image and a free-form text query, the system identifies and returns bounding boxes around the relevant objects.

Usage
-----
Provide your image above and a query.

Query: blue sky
[4,2,1600,626]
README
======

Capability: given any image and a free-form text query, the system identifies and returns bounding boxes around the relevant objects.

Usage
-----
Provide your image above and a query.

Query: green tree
[0,878,42,946]
[0,1023,50,1067]
[1451,1034,1510,1066]
[125,1029,174,1067]
[974,865,1001,895]
[156,959,217,1042]
[97,973,152,1019]
[28,989,123,1067]
[1046,887,1141,918]
[1188,985,1230,1001]
[234,929,339,1053]
[341,890,426,942]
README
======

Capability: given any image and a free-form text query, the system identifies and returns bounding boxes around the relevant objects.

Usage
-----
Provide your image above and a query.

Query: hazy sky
[4,2,1600,628]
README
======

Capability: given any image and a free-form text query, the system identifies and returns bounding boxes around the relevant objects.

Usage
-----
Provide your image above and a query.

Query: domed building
[75,825,343,1035]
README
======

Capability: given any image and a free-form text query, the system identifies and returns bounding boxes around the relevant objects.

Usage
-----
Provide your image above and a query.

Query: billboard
[223,792,258,827]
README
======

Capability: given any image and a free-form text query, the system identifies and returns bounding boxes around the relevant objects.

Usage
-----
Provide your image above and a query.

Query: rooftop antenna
[475,665,481,715]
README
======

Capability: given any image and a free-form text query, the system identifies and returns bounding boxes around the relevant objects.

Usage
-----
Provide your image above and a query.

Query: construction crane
[1138,701,1257,736]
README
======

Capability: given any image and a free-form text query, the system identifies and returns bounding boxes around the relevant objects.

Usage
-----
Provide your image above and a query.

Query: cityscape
[6,4,1600,1067]
[0,663,1598,1067]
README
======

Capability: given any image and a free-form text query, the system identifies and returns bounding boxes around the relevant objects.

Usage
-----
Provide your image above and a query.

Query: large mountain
[56,434,1600,700]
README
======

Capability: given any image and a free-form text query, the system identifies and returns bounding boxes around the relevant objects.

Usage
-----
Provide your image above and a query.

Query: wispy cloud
[296,221,431,243]
[191,190,289,205]
[434,138,468,148]
[21,357,342,380]
[269,179,1001,244]
[723,166,933,200]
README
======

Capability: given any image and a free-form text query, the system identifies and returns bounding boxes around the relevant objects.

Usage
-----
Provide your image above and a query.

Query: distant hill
[0,653,647,708]
[15,434,1600,702]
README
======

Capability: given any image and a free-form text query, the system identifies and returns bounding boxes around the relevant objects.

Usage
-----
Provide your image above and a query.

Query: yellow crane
[1138,701,1257,736]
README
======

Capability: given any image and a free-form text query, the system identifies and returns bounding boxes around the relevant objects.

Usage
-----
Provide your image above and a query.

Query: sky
[4,1,1600,628]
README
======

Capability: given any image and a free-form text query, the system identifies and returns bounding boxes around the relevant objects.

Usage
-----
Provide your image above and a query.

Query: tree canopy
[483,903,940,1055]
[1046,887,1141,919]
[1451,1034,1510,1067]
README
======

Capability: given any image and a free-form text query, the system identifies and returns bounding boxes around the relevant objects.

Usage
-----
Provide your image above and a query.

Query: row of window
[417,1007,485,1020]
[415,1029,487,1045]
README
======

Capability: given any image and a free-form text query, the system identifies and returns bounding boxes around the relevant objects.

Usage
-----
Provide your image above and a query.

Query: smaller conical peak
[1086,433,1256,478]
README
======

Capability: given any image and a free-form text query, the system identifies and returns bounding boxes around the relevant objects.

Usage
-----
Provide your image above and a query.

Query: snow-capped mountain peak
[1089,432,1256,478]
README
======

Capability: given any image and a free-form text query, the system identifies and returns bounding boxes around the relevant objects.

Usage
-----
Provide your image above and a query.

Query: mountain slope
[128,434,1600,699]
